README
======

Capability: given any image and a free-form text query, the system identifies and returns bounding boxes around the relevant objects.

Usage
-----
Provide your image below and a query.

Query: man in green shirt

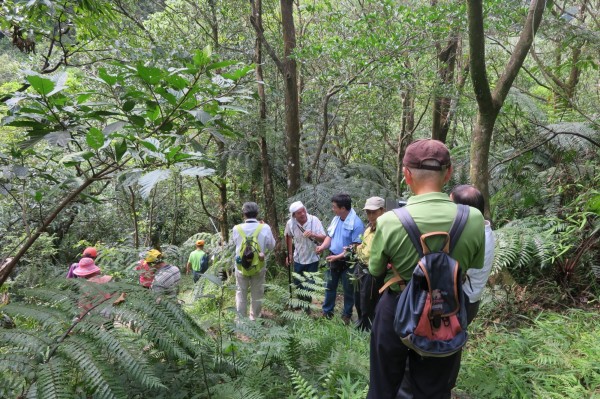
[186,240,208,283]
[367,139,485,399]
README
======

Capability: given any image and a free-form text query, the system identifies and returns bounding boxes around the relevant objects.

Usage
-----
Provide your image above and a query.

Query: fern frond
[287,365,319,399]
[0,330,53,357]
[73,320,164,390]
[57,336,127,399]
[0,352,36,375]
[19,286,79,314]
[36,357,72,399]
[1,303,71,333]
[110,306,192,362]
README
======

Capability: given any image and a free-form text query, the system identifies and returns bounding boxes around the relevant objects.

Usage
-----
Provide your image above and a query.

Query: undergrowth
[458,310,600,398]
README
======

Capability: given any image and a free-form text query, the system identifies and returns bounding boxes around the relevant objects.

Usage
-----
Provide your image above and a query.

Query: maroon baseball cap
[402,139,451,171]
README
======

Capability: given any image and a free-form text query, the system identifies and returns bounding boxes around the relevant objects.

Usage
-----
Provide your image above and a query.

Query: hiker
[73,257,112,284]
[316,193,365,324]
[397,185,497,398]
[67,247,98,278]
[445,184,496,392]
[285,201,326,307]
[367,139,485,399]
[354,196,386,331]
[146,249,181,298]
[186,240,209,283]
[231,202,276,320]
[450,184,495,324]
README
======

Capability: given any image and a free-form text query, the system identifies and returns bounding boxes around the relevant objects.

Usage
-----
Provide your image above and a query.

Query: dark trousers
[192,271,203,283]
[322,261,354,318]
[367,290,459,399]
[354,264,384,331]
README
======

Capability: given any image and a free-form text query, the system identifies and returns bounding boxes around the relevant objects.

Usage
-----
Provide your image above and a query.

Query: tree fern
[492,217,554,283]
[0,278,218,398]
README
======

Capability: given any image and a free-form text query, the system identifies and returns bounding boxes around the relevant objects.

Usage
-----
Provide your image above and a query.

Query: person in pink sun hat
[73,257,112,284]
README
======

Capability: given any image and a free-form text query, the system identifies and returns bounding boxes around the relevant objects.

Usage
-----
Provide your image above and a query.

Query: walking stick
[287,261,292,300]
[285,234,293,303]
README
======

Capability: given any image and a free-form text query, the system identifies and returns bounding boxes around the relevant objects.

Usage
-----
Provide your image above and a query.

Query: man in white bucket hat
[285,201,326,309]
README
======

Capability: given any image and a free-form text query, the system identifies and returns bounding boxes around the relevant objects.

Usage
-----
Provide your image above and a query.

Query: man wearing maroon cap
[367,139,485,399]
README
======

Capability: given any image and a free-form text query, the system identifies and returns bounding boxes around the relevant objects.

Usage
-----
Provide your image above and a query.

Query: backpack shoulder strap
[251,223,264,237]
[448,204,470,254]
[393,207,423,257]
[236,225,246,239]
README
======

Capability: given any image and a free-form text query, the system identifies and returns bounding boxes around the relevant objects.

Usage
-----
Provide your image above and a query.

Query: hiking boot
[341,315,351,325]
[322,312,334,320]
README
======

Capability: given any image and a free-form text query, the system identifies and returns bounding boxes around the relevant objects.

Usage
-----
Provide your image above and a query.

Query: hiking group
[66,138,494,398]
[229,139,493,398]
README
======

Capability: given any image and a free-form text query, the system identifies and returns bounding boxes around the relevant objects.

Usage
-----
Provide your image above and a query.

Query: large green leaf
[98,68,118,86]
[166,74,188,90]
[138,170,172,198]
[114,140,127,162]
[136,64,163,85]
[46,72,68,97]
[86,128,105,150]
[26,75,55,96]
[222,65,254,81]
[207,60,237,71]
[180,167,215,178]
[193,46,212,68]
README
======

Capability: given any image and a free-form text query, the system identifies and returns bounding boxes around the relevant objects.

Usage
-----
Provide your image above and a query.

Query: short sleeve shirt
[369,192,485,292]
[188,249,206,272]
[284,214,325,265]
[151,264,181,297]
[356,225,376,265]
[231,219,276,257]
[328,211,364,255]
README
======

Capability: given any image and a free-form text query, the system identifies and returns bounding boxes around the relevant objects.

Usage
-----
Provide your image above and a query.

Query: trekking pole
[287,261,292,301]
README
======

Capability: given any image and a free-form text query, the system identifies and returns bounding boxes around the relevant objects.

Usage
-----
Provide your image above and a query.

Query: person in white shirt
[285,201,326,306]
[231,202,276,320]
[450,184,495,323]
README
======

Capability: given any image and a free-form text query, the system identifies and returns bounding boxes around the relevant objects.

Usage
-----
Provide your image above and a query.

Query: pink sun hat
[73,257,101,277]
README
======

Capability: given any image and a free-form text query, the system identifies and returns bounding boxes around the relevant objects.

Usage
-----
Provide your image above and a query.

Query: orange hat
[196,240,205,246]
[82,247,97,258]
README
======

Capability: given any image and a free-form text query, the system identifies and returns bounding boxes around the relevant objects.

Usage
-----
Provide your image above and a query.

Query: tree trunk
[432,34,459,143]
[280,0,301,197]
[128,187,139,248]
[467,0,545,218]
[253,0,281,251]
[396,83,415,196]
[208,0,229,244]
[250,0,302,197]
[217,141,229,243]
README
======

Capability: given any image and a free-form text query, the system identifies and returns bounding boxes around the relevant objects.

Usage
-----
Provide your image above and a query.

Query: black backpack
[392,204,470,357]
[200,252,209,274]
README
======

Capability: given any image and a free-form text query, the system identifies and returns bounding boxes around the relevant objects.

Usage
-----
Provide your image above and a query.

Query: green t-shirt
[368,192,485,292]
[188,249,206,272]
